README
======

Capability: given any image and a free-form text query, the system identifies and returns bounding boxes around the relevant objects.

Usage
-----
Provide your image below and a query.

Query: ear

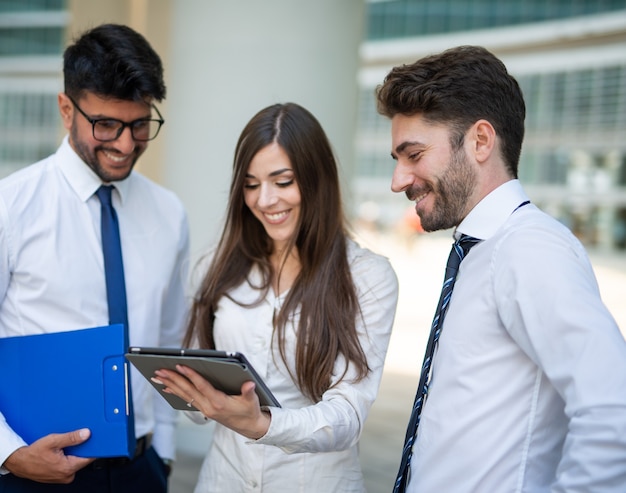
[57,93,73,131]
[467,119,496,164]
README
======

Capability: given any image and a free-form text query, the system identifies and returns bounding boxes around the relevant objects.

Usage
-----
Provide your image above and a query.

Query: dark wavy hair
[184,103,368,402]
[63,23,166,102]
[376,45,525,178]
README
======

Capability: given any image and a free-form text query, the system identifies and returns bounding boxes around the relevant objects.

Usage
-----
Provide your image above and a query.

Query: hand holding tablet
[125,347,281,409]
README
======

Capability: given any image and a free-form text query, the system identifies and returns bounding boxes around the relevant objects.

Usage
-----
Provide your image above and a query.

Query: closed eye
[94,119,120,130]
[131,120,151,130]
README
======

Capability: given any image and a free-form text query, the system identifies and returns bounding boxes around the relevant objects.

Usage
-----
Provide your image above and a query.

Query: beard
[70,124,141,182]
[409,145,477,232]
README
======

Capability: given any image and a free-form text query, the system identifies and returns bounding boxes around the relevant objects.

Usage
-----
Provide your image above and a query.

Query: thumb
[241,381,258,401]
[50,428,91,448]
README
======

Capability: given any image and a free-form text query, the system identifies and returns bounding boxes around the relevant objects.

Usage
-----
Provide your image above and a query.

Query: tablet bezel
[125,347,281,409]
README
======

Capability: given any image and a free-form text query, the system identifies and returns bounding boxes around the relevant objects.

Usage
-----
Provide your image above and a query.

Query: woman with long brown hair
[154,102,398,492]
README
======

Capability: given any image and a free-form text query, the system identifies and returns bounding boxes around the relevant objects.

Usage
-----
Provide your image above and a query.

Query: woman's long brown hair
[183,103,369,401]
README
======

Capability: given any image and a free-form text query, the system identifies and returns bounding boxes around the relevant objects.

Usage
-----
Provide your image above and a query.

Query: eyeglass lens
[93,119,161,142]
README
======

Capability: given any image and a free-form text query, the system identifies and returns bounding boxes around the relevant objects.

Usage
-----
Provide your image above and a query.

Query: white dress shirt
[189,240,398,492]
[407,179,626,492]
[0,136,190,467]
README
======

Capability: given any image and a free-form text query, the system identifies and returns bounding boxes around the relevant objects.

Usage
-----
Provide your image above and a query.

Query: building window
[366,0,626,40]
[0,0,67,178]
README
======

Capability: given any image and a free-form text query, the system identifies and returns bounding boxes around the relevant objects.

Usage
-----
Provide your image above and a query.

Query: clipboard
[126,347,281,408]
[0,324,135,458]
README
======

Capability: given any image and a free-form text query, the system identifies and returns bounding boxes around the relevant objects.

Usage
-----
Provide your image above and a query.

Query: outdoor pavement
[169,230,626,493]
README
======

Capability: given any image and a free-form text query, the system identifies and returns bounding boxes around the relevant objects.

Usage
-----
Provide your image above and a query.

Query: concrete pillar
[164,0,365,258]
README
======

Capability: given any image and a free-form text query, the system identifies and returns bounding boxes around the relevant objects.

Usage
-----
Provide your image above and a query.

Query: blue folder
[0,324,135,458]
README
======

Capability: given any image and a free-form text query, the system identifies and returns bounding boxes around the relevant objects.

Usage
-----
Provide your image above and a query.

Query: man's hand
[3,429,94,484]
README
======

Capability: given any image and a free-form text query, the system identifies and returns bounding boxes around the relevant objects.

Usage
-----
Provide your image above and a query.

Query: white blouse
[190,240,398,492]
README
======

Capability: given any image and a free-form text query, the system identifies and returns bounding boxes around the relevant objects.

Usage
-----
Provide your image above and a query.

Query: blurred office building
[356,0,626,250]
[0,0,170,183]
[0,0,363,255]
[0,0,66,179]
[2,0,626,250]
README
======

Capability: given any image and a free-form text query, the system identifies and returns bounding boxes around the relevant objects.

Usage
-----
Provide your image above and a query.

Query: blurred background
[2,0,626,256]
[1,1,625,491]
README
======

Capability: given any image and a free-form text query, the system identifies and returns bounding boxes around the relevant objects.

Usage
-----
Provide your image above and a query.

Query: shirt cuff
[0,433,27,475]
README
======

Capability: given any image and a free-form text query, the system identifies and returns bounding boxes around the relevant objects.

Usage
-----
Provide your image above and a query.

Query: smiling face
[243,142,302,252]
[58,91,152,182]
[390,114,477,232]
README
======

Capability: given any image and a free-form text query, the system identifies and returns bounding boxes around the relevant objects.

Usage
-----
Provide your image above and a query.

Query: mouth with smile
[413,191,429,204]
[101,149,134,167]
[407,188,430,205]
[263,210,290,224]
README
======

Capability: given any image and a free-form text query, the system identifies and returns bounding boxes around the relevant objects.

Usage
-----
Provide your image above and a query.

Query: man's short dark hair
[376,45,525,178]
[63,23,166,102]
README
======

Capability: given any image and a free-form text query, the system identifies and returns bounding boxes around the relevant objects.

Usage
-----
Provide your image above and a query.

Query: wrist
[254,409,272,440]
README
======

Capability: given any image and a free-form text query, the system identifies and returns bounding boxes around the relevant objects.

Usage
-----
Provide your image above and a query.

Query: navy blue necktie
[393,234,481,493]
[96,185,135,444]
[96,185,129,332]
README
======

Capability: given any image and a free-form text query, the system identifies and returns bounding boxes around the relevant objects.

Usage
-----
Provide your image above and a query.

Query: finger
[6,431,94,483]
[241,381,257,399]
[240,381,262,405]
[154,368,192,392]
[173,364,202,383]
[45,428,91,449]
[46,429,95,471]
[66,455,96,470]
[153,369,197,405]
[175,365,217,392]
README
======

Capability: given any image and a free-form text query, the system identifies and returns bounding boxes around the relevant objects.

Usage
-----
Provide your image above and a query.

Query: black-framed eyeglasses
[67,95,165,142]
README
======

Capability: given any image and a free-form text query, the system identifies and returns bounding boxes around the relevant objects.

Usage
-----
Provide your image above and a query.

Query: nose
[257,183,278,208]
[391,160,413,193]
[112,126,137,154]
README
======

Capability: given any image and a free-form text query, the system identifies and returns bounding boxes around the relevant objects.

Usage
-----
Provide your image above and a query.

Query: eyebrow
[245,168,293,179]
[80,106,152,122]
[100,112,153,121]
[390,140,424,159]
[393,140,422,156]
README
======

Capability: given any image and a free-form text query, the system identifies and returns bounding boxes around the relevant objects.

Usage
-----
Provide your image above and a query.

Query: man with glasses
[0,24,189,492]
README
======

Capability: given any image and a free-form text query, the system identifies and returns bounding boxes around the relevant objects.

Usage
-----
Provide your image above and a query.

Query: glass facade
[0,27,64,56]
[367,0,626,39]
[357,2,626,249]
[519,65,626,184]
[0,0,67,178]
[516,65,626,246]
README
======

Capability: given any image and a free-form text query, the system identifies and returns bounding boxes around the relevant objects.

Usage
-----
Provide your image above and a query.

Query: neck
[270,247,301,296]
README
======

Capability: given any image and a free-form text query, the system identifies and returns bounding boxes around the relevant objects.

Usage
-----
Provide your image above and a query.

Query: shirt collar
[455,179,529,241]
[56,135,131,204]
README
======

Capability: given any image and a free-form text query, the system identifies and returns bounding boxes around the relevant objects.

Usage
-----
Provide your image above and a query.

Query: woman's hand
[152,365,271,440]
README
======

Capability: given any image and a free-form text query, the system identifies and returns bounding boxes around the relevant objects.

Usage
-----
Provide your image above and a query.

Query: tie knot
[446,234,481,278]
[457,234,481,257]
[96,185,114,207]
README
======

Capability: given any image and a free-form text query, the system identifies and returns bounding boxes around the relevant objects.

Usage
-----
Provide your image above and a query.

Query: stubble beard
[70,125,140,183]
[414,146,476,232]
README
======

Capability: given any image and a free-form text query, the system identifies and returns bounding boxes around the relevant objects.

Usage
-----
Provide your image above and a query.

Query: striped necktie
[393,234,481,492]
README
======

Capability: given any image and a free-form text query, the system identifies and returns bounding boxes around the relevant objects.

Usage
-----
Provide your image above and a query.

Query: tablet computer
[125,347,280,409]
